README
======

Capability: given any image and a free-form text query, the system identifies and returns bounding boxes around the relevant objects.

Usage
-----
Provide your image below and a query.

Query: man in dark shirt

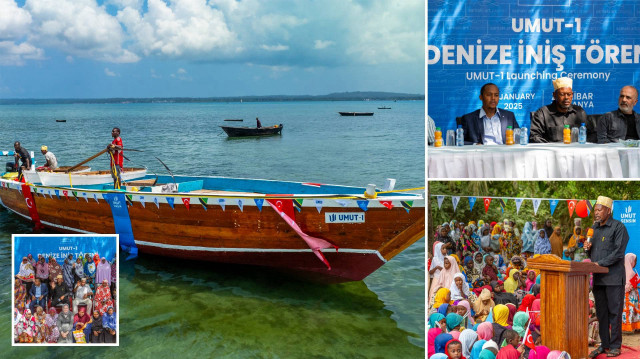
[597,86,640,143]
[51,274,71,308]
[585,196,629,358]
[530,77,588,143]
[13,141,31,177]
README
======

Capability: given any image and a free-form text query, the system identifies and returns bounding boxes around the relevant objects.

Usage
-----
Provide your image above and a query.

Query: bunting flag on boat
[237,199,243,212]
[401,200,413,213]
[468,197,476,211]
[93,194,99,203]
[218,198,226,211]
[82,192,88,202]
[357,200,369,212]
[54,190,60,199]
[498,198,506,213]
[293,199,303,212]
[451,196,460,212]
[166,197,175,209]
[21,183,44,230]
[567,199,577,217]
[71,191,79,201]
[139,196,146,208]
[483,198,492,213]
[199,197,207,210]
[436,195,445,209]
[254,198,264,211]
[379,200,394,209]
[549,199,559,215]
[103,192,137,259]
[267,201,338,270]
[532,198,541,215]
[125,195,134,207]
[515,198,524,214]
[17,185,22,193]
[62,190,69,200]
[153,197,159,208]
[266,198,296,220]
[315,199,323,213]
[181,197,190,210]
[48,189,53,199]
[335,199,349,207]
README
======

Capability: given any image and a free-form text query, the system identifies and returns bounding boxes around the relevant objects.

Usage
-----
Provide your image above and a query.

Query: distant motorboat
[338,112,374,116]
[221,124,283,137]
[224,119,244,122]
[377,107,391,110]
[56,120,67,122]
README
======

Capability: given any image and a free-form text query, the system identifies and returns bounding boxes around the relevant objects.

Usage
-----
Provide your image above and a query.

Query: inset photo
[12,234,118,346]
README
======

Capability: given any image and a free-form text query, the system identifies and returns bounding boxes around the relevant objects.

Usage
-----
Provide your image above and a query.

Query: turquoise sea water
[0,101,425,357]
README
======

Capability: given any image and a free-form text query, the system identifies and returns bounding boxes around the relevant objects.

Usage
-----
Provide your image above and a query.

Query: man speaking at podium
[584,196,630,358]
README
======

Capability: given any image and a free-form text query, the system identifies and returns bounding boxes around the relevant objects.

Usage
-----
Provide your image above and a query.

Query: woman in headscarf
[84,253,97,286]
[471,339,488,359]
[16,308,37,343]
[491,281,517,306]
[547,351,570,359]
[529,299,541,342]
[450,273,473,301]
[431,287,452,314]
[429,255,461,299]
[505,303,517,326]
[44,307,59,343]
[479,225,492,252]
[521,222,536,255]
[16,257,35,293]
[549,226,563,258]
[48,257,62,285]
[459,329,479,359]
[527,346,551,359]
[94,279,115,315]
[479,340,499,359]
[524,270,537,292]
[482,255,499,282]
[430,313,447,330]
[473,252,486,273]
[464,255,482,286]
[533,229,552,255]
[62,254,75,290]
[14,278,27,313]
[518,294,536,312]
[57,304,74,343]
[33,305,47,343]
[490,224,502,254]
[512,311,529,337]
[476,321,493,341]
[491,304,510,344]
[461,226,480,254]
[73,256,86,285]
[503,270,520,293]
[96,257,112,285]
[502,226,521,262]
[456,300,475,326]
[446,312,465,332]
[473,288,495,323]
[428,313,446,357]
[434,333,454,354]
[623,253,640,333]
[103,306,116,343]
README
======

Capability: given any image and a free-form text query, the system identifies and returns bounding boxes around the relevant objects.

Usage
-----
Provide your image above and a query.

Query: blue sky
[0,0,425,98]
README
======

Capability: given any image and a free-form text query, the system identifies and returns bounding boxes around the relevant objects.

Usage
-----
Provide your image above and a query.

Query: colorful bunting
[72,191,79,201]
[468,197,476,211]
[549,199,559,215]
[315,199,323,213]
[167,197,175,209]
[218,198,226,211]
[335,200,349,207]
[139,196,146,208]
[62,190,69,200]
[436,195,445,209]
[532,198,541,215]
[293,199,303,212]
[588,200,596,212]
[93,194,99,203]
[401,200,413,213]
[483,198,492,213]
[379,200,394,209]
[153,197,160,208]
[254,198,264,211]
[125,195,133,206]
[237,199,243,212]
[452,196,460,212]
[48,189,53,199]
[199,197,207,210]
[498,198,507,213]
[515,198,524,214]
[82,192,89,202]
[357,200,369,212]
[567,200,577,217]
[181,197,191,210]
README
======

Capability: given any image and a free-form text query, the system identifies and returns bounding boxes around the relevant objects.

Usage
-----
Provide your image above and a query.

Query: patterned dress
[622,276,640,332]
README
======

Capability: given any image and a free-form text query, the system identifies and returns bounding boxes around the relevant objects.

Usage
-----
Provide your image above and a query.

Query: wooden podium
[527,254,608,359]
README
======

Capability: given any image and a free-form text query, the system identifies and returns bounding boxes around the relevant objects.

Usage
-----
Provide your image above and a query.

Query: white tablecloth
[428,143,640,179]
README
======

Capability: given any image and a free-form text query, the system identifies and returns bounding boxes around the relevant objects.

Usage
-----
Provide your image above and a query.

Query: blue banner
[549,199,559,215]
[14,235,117,274]
[428,1,640,131]
[613,200,640,270]
[104,192,138,257]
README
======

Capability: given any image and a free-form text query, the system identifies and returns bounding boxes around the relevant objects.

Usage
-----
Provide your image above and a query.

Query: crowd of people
[14,252,117,344]
[428,211,637,358]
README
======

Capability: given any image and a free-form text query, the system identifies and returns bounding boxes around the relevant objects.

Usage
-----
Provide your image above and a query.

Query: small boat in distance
[221,124,283,137]
[377,106,391,110]
[24,167,147,187]
[338,112,374,116]
[56,120,67,122]
[224,119,244,122]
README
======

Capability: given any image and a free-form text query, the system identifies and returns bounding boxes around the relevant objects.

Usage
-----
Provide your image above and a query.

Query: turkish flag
[632,273,640,288]
[181,197,191,210]
[483,198,492,213]
[379,200,393,209]
[266,196,296,220]
[21,184,44,230]
[567,200,577,217]
[524,332,535,349]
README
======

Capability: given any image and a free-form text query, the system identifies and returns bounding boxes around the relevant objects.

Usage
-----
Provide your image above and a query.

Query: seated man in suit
[530,77,587,143]
[29,277,48,312]
[597,85,640,143]
[460,83,519,145]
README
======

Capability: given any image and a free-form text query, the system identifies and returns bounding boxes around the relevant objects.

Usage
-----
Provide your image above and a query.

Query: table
[428,143,640,178]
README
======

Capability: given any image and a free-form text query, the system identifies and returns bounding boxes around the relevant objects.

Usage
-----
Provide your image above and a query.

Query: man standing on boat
[107,127,123,188]
[256,117,262,128]
[38,145,58,171]
[13,141,31,179]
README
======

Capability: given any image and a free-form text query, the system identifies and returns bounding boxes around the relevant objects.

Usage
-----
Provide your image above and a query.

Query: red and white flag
[521,313,536,349]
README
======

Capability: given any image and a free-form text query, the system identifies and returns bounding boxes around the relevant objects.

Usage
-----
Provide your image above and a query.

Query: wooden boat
[23,166,91,184]
[377,107,391,110]
[224,119,244,122]
[338,112,374,116]
[0,174,424,283]
[24,167,147,186]
[221,124,283,137]
[56,119,67,122]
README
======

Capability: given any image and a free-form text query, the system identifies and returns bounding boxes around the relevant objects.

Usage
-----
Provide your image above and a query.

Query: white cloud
[313,40,334,50]
[260,44,289,52]
[0,0,32,40]
[104,67,117,76]
[177,68,187,74]
[170,67,191,80]
[0,41,45,66]
[25,0,139,63]
[65,55,74,63]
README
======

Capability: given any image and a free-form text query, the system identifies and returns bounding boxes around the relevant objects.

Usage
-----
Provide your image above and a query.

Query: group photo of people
[427,181,639,359]
[12,235,118,345]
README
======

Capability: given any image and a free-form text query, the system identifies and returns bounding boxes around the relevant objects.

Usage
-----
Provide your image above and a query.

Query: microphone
[586,228,593,243]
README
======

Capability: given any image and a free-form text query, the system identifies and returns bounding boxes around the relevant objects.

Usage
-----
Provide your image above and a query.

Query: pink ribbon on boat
[267,199,338,270]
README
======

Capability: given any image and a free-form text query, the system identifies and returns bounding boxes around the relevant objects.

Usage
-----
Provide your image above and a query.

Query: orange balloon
[575,200,589,218]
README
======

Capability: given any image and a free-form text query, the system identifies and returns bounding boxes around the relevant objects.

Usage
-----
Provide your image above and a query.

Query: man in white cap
[597,85,640,143]
[584,196,629,358]
[530,77,587,143]
[38,145,58,170]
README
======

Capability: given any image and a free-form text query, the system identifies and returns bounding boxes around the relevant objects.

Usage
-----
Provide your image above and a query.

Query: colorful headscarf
[527,346,551,359]
[476,321,493,341]
[459,329,479,358]
[492,304,509,326]
[450,273,472,301]
[434,333,454,353]
[471,340,488,359]
[429,313,446,329]
[446,312,464,331]
[512,311,529,336]
[625,253,638,293]
[503,270,519,293]
[434,287,452,309]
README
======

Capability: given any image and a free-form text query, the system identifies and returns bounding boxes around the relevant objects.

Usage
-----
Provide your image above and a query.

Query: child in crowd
[446,339,465,359]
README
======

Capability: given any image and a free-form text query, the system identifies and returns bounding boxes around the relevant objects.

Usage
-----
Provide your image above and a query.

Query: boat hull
[221,125,283,137]
[0,179,424,283]
[338,112,374,116]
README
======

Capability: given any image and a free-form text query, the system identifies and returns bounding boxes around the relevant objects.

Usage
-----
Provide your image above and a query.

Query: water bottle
[520,127,528,145]
[579,123,587,144]
[456,125,464,146]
